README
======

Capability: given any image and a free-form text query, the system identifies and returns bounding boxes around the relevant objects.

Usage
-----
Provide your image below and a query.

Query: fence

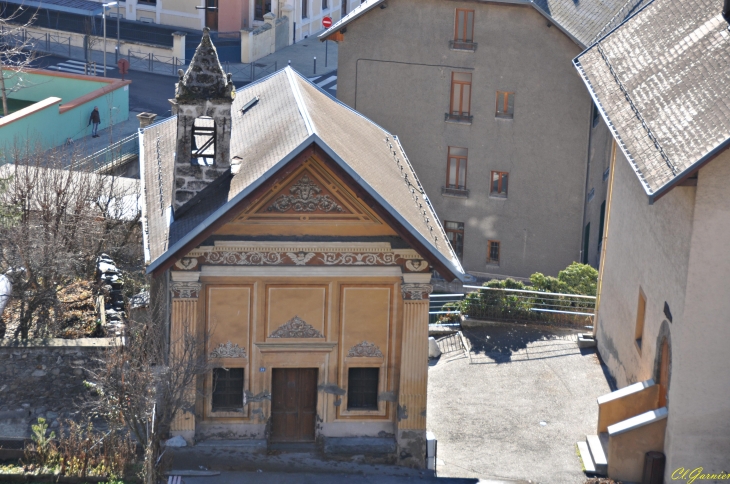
[74,132,139,173]
[429,286,596,326]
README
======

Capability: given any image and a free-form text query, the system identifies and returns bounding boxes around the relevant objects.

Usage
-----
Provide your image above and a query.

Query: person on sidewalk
[88,106,101,138]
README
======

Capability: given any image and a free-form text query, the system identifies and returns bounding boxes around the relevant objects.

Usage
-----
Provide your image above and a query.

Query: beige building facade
[140,32,463,467]
[574,0,730,479]
[320,0,646,279]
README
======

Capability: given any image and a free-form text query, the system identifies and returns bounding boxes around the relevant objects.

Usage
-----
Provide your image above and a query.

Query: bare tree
[0,141,142,339]
[0,4,40,116]
[87,285,209,484]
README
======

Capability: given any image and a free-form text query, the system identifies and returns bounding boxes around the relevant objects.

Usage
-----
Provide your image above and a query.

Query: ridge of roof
[286,67,315,136]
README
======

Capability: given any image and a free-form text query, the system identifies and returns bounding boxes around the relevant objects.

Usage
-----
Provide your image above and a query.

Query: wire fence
[429,286,596,327]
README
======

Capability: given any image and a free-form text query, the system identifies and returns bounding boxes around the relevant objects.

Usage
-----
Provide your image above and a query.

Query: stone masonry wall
[0,339,114,438]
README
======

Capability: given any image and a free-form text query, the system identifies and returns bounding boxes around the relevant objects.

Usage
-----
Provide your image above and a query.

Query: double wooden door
[271,368,318,442]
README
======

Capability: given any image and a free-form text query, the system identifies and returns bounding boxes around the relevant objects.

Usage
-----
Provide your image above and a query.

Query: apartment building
[321,0,648,279]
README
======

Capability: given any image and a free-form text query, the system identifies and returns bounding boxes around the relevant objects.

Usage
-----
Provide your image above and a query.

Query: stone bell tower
[170,27,236,211]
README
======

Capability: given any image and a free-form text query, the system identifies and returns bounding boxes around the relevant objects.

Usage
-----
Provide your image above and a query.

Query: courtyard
[429,322,612,483]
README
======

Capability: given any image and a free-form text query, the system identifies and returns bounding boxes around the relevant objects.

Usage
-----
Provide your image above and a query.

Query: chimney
[136,112,157,128]
[170,27,236,212]
[724,0,730,23]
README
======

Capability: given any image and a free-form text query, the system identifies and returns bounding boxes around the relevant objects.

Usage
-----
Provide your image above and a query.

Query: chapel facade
[140,30,463,467]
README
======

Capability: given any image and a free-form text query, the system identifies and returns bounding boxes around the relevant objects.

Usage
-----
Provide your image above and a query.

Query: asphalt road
[32,54,177,117]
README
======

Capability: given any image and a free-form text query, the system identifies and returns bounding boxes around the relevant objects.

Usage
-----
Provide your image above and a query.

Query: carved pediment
[266,174,344,213]
[347,341,383,358]
[209,341,247,359]
[269,316,324,338]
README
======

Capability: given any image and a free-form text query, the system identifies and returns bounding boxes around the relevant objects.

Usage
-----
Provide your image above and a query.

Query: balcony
[449,40,477,52]
[441,186,469,198]
[444,113,473,125]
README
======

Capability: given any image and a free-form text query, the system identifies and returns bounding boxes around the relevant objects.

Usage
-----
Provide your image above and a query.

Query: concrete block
[324,437,397,455]
[587,433,608,475]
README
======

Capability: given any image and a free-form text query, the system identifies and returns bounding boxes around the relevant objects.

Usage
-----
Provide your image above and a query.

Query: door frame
[270,367,319,442]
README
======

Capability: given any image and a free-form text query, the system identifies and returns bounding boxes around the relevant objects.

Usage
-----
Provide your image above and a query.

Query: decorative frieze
[200,250,400,267]
[209,341,247,359]
[321,252,398,265]
[269,316,324,338]
[171,281,202,299]
[401,283,433,300]
[205,251,285,266]
[348,341,384,358]
[267,174,344,213]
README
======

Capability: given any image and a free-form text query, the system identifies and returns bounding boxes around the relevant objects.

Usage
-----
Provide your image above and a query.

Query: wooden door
[658,339,670,407]
[205,0,218,31]
[271,368,318,442]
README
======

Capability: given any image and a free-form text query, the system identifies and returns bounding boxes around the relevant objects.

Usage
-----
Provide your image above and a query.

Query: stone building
[573,0,730,480]
[320,0,650,279]
[140,30,463,466]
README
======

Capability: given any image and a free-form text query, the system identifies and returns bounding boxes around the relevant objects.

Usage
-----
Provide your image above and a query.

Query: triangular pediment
[217,157,397,237]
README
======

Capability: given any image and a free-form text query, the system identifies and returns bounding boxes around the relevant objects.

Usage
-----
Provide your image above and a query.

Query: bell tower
[170,27,236,211]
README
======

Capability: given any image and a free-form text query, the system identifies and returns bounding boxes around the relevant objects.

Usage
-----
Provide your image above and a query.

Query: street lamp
[102,2,118,77]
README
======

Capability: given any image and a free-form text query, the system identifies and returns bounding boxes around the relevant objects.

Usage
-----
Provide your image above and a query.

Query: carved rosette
[209,341,247,359]
[171,282,202,299]
[267,174,344,213]
[269,316,324,338]
[347,341,383,358]
[401,283,433,301]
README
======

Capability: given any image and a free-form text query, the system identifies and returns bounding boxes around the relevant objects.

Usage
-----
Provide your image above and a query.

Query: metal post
[103,9,107,77]
[313,56,316,75]
[116,2,120,63]
[149,52,152,71]
[251,62,254,80]
[46,33,49,51]
[325,40,328,67]
[293,21,296,44]
[252,63,255,80]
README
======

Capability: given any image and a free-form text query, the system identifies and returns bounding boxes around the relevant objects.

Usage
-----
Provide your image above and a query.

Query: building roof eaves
[319,0,386,40]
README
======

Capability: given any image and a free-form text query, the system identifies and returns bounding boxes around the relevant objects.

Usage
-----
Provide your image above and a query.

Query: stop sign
[322,16,333,29]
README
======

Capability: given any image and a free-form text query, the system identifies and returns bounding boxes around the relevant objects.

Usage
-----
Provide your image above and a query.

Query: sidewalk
[31,29,337,82]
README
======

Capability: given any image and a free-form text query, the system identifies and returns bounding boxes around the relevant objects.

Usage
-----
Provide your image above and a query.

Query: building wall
[664,151,730,478]
[336,0,595,279]
[278,0,343,42]
[595,151,695,389]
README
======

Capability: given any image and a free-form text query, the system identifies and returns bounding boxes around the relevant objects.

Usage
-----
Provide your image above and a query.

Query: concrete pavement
[181,471,530,484]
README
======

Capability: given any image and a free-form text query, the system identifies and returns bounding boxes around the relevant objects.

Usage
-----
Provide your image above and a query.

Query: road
[32,54,177,117]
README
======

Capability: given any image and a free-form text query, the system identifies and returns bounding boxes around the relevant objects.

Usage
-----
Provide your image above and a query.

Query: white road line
[316,75,336,87]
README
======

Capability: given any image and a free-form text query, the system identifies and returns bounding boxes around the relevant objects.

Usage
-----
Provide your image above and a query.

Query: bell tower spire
[169,27,236,212]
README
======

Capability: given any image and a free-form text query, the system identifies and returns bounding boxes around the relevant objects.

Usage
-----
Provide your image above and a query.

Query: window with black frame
[347,368,379,410]
[212,368,244,412]
[255,0,272,21]
[191,117,216,166]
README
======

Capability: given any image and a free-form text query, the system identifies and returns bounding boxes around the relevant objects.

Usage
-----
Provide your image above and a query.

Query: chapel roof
[319,0,651,48]
[141,67,464,280]
[574,0,730,201]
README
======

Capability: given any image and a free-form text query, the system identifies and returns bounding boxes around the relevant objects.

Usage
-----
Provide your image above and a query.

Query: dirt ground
[428,321,613,484]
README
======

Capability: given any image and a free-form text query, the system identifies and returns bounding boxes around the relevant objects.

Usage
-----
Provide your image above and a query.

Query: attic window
[192,116,216,166]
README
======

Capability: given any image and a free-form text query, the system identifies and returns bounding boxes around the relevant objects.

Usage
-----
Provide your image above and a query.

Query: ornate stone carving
[348,341,383,358]
[286,252,316,265]
[171,282,201,299]
[267,174,344,213]
[269,316,324,338]
[175,257,199,270]
[320,252,398,265]
[205,251,284,265]
[209,341,247,359]
[401,283,433,300]
[405,259,429,272]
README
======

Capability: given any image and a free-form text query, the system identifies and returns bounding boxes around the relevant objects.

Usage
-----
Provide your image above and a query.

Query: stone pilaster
[169,274,201,442]
[397,279,433,468]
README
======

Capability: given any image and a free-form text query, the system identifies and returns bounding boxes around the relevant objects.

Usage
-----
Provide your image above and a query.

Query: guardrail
[429,293,463,325]
[74,132,139,173]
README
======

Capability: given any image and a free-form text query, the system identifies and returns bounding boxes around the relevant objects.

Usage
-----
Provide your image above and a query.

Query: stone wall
[0,338,114,438]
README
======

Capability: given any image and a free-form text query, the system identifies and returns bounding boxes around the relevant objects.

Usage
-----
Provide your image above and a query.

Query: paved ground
[428,322,611,484]
[182,471,524,484]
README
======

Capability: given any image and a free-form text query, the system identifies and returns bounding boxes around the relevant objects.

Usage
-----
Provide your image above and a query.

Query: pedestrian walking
[88,106,101,138]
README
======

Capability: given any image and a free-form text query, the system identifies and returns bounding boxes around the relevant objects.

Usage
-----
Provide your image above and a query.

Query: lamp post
[102,2,117,77]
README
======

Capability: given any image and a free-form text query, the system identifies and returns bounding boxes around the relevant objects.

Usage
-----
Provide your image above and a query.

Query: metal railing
[429,293,463,325]
[74,132,139,173]
[460,285,596,326]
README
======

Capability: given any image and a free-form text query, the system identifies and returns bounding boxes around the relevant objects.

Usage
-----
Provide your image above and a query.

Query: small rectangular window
[490,171,508,198]
[449,72,472,121]
[582,223,590,264]
[487,240,500,265]
[322,0,328,9]
[496,91,515,118]
[347,368,379,410]
[454,9,474,42]
[302,0,308,18]
[212,368,244,412]
[446,147,468,190]
[192,116,215,166]
[635,289,646,350]
[255,0,272,20]
[444,221,465,259]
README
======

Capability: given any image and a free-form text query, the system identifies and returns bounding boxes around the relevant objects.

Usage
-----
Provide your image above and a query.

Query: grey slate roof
[319,0,650,48]
[140,67,464,279]
[574,0,730,201]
